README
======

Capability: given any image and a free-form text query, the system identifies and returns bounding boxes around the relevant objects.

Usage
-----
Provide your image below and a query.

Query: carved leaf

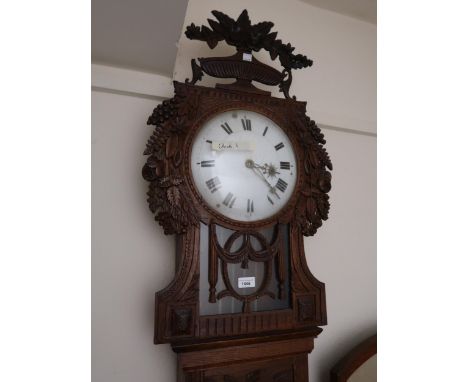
[252,22,274,40]
[207,19,224,35]
[212,10,236,31]
[236,9,251,30]
[170,176,183,186]
[167,186,180,207]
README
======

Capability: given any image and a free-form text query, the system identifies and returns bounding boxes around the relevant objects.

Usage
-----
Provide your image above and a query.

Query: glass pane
[199,223,291,315]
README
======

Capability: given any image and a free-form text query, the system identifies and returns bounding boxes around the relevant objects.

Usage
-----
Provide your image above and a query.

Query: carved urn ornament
[142,9,332,382]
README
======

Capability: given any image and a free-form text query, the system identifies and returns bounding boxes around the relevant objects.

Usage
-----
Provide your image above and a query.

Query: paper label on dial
[211,141,255,151]
[238,277,255,288]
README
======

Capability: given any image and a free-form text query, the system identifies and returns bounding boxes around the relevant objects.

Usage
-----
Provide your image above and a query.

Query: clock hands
[245,159,281,199]
[252,162,280,178]
[245,160,280,177]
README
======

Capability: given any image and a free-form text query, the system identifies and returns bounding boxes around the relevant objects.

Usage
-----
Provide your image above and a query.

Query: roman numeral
[267,195,274,205]
[201,160,215,167]
[223,192,236,208]
[206,177,221,193]
[262,126,269,136]
[276,178,288,193]
[241,118,251,131]
[280,161,290,170]
[221,122,233,135]
[247,199,254,213]
[274,142,285,151]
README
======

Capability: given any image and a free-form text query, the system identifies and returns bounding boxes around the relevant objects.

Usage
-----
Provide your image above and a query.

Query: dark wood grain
[174,331,320,382]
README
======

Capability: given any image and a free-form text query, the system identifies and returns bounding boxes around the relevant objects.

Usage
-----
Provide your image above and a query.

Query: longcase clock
[142,10,333,382]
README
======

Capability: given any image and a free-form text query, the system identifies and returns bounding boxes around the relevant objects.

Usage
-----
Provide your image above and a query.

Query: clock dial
[190,110,297,222]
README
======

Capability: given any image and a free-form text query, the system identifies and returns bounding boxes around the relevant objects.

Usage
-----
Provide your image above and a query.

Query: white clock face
[190,110,297,222]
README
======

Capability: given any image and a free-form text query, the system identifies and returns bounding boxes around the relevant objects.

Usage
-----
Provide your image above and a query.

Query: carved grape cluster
[305,116,326,145]
[147,98,178,127]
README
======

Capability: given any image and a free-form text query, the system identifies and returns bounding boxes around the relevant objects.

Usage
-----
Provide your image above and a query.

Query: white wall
[92,0,376,381]
[92,68,177,382]
[305,129,376,381]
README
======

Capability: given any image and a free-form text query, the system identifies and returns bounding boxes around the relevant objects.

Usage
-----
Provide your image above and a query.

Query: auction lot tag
[242,53,252,61]
[238,277,255,288]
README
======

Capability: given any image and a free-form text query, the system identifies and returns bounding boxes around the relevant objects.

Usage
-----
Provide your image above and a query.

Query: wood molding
[174,332,319,382]
[330,334,377,382]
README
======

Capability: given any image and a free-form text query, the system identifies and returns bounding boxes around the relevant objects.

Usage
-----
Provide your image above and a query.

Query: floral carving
[142,84,333,237]
[143,89,200,235]
[293,112,333,236]
[146,176,198,235]
[185,10,312,71]
[184,10,314,99]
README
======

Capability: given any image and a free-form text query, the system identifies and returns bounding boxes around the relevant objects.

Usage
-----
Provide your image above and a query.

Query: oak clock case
[142,9,333,382]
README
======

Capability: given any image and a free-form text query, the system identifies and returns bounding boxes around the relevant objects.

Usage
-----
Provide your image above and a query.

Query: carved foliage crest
[185,10,312,71]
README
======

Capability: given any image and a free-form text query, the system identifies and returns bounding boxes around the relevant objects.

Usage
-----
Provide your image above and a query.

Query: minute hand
[250,166,281,199]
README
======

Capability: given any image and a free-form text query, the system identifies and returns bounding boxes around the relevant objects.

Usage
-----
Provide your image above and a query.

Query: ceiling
[92,0,189,76]
[92,0,375,76]
[300,0,376,24]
